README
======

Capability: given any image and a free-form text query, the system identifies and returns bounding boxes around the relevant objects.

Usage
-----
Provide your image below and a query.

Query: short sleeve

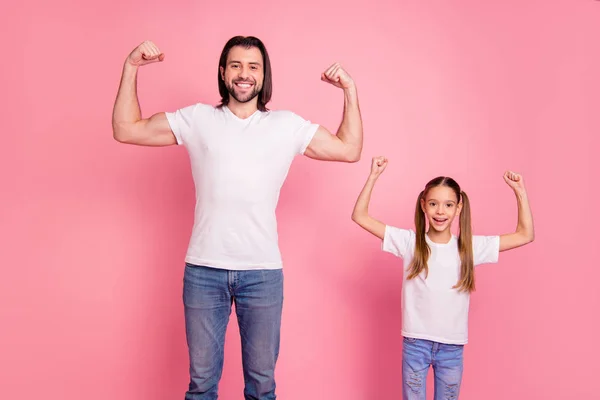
[473,235,500,266]
[165,104,198,145]
[382,226,415,258]
[287,112,319,155]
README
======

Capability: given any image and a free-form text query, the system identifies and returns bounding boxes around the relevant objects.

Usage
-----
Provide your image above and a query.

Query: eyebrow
[228,60,262,66]
[427,199,457,204]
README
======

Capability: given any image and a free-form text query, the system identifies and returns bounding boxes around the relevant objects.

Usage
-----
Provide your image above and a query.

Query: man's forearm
[335,85,362,160]
[112,63,142,137]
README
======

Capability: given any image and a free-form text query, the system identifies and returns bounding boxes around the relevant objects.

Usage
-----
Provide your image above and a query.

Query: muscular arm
[304,64,363,162]
[112,41,176,147]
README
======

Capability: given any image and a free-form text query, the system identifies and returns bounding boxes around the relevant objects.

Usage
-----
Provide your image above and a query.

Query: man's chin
[231,92,259,104]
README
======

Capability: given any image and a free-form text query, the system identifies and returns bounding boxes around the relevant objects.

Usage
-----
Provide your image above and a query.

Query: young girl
[351,157,534,400]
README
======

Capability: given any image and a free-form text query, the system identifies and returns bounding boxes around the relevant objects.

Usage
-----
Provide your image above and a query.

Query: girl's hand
[370,156,388,178]
[503,170,526,194]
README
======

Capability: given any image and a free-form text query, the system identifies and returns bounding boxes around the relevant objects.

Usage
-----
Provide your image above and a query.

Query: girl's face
[421,186,462,233]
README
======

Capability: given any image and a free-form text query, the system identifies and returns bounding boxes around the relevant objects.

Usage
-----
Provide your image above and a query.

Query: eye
[446,203,454,208]
[429,202,436,207]
[251,65,258,70]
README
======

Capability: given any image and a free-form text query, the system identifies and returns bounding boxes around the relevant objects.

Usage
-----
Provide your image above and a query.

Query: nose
[238,66,249,79]
[436,205,444,215]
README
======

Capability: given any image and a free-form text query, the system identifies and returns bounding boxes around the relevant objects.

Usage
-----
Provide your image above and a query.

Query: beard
[225,79,262,104]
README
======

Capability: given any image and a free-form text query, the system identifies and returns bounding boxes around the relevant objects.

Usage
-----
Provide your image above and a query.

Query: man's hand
[126,40,165,67]
[321,63,355,90]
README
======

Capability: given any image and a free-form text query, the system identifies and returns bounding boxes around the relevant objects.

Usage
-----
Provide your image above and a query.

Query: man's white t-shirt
[382,226,500,344]
[165,103,319,270]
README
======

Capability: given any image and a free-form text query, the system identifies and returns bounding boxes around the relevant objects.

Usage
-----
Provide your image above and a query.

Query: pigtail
[454,190,475,292]
[408,190,430,279]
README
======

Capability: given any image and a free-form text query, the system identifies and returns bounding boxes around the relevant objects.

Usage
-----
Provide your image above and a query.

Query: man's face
[220,46,264,105]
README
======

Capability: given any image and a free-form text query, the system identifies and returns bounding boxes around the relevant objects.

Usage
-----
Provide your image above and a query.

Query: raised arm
[304,63,362,162]
[499,171,535,252]
[112,41,176,147]
[351,157,388,239]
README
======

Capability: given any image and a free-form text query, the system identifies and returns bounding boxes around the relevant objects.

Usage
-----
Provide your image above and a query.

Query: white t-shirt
[165,103,319,270]
[382,226,500,344]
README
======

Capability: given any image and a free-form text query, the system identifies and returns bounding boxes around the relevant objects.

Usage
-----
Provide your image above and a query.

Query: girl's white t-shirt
[383,225,500,344]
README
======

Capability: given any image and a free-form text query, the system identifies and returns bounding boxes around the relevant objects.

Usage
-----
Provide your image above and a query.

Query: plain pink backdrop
[2,0,598,399]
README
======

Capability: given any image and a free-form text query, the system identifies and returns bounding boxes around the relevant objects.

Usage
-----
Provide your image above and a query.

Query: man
[112,36,363,399]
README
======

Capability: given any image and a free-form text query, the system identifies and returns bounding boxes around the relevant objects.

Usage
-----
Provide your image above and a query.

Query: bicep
[499,232,528,252]
[353,215,386,240]
[303,126,348,161]
[117,112,177,146]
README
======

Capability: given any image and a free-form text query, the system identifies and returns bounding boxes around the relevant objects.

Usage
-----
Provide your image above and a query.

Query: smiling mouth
[433,217,448,223]
[235,82,254,89]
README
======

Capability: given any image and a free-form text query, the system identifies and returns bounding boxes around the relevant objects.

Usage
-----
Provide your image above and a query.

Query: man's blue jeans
[183,263,283,400]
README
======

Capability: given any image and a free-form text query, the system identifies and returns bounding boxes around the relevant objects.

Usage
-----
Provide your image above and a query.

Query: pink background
[2,0,598,399]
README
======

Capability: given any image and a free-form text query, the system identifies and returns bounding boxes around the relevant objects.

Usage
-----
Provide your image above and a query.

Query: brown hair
[408,177,475,292]
[217,36,272,112]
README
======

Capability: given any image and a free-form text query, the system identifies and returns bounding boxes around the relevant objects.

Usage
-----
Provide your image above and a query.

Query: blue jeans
[183,263,283,400]
[402,337,464,400]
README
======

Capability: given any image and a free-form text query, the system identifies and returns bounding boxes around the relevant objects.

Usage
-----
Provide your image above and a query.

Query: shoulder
[266,109,298,120]
[385,226,416,244]
[471,235,500,265]
[169,102,215,115]
[196,102,220,114]
[472,235,500,247]
[382,226,416,257]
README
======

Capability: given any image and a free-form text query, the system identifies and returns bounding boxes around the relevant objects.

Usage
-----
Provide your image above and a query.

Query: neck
[226,97,259,119]
[426,228,452,244]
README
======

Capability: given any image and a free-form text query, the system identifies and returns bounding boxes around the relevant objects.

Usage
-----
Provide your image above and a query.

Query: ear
[220,66,225,80]
[456,201,463,217]
[420,197,426,213]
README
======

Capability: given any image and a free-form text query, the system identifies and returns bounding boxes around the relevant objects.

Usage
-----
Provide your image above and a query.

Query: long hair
[217,36,272,112]
[408,177,475,292]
